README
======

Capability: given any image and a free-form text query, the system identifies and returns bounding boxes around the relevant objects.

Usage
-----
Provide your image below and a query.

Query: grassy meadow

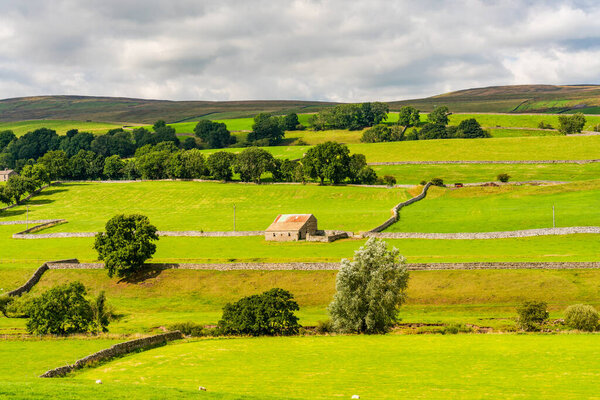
[373,162,600,184]
[0,181,409,232]
[388,180,600,232]
[0,120,123,137]
[71,335,600,400]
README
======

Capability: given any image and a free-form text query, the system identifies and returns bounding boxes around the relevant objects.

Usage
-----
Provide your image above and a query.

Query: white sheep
[199,386,207,391]
[95,380,102,384]
[351,396,360,399]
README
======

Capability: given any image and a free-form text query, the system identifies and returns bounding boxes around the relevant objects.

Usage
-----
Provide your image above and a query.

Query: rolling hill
[1,84,599,123]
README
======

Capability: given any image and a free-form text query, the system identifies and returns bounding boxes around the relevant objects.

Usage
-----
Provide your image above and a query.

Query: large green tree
[194,120,233,149]
[249,113,285,145]
[397,106,421,133]
[207,151,236,181]
[234,147,276,183]
[427,106,451,125]
[94,214,159,278]
[26,282,95,335]
[328,238,409,334]
[302,141,351,184]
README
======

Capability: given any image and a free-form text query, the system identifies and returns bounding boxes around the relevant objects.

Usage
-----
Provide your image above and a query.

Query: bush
[564,304,599,331]
[316,319,334,334]
[218,288,300,336]
[538,121,554,129]
[169,322,210,337]
[557,112,586,135]
[419,180,427,186]
[382,175,396,186]
[0,295,13,317]
[430,178,444,187]
[497,173,510,183]
[516,301,549,331]
[4,293,34,318]
[26,282,96,335]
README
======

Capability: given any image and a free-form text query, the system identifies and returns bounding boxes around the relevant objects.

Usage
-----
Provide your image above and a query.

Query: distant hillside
[0,96,336,123]
[1,85,599,123]
[391,84,600,113]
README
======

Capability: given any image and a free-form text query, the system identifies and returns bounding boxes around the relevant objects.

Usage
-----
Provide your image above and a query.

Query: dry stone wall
[40,331,184,378]
[369,159,600,165]
[367,226,600,240]
[368,183,432,233]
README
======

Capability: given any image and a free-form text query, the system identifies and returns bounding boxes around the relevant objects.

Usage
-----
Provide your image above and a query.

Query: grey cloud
[0,0,599,101]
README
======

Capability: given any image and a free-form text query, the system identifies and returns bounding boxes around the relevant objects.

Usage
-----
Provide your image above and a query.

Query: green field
[446,113,600,130]
[0,120,123,137]
[3,266,600,333]
[70,335,600,400]
[0,182,408,232]
[373,162,600,184]
[388,180,600,232]
[199,135,600,163]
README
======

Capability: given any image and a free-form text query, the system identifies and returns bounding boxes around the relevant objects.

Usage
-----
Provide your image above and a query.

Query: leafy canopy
[94,214,159,278]
[328,238,409,334]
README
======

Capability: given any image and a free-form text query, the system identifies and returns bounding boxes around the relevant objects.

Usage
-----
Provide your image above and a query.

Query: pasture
[73,335,600,400]
[0,120,123,137]
[0,181,408,232]
[388,180,600,232]
[3,266,600,333]
[373,162,600,184]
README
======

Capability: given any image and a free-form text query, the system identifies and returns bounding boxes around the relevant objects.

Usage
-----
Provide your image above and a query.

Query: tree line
[0,141,390,207]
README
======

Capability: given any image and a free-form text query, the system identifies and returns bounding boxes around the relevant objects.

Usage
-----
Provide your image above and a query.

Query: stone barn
[265,214,318,241]
[0,170,17,182]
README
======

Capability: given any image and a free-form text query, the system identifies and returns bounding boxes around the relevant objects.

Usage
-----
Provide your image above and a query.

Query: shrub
[382,175,396,186]
[564,304,599,331]
[328,238,409,334]
[419,180,427,186]
[169,322,209,337]
[594,124,600,132]
[442,323,472,335]
[316,319,334,334]
[0,295,13,317]
[430,178,444,187]
[497,173,510,183]
[26,282,96,335]
[538,121,554,129]
[4,293,34,318]
[516,301,549,331]
[558,113,586,135]
[218,288,300,336]
[295,139,308,146]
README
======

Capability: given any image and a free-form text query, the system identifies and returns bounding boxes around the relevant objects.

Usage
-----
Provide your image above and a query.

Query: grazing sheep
[199,386,207,391]
[95,380,102,384]
[351,396,360,399]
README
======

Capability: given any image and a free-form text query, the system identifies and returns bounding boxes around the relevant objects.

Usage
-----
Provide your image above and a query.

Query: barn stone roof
[0,169,15,175]
[266,214,315,232]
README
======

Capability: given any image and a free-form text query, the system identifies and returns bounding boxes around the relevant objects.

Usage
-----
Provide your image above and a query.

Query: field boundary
[40,331,184,378]
[367,226,600,240]
[6,259,78,297]
[368,182,432,233]
[369,159,600,165]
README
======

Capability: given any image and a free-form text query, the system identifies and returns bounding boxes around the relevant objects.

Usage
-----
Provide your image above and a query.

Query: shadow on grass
[0,209,26,218]
[118,265,165,284]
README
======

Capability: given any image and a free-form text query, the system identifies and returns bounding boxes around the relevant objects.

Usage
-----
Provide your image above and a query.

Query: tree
[302,141,351,184]
[397,106,420,133]
[180,149,208,178]
[207,151,236,181]
[136,150,171,180]
[0,186,12,206]
[0,130,16,150]
[328,238,409,334]
[558,113,586,135]
[153,120,179,146]
[234,148,276,183]
[417,123,449,140]
[516,301,549,331]
[456,118,489,138]
[68,150,102,180]
[194,120,233,149]
[249,113,285,145]
[94,214,159,278]
[20,163,50,188]
[4,175,37,204]
[428,106,451,125]
[564,304,598,332]
[91,291,113,333]
[282,113,300,130]
[218,288,300,336]
[103,155,125,180]
[26,282,95,335]
[348,153,367,183]
[38,150,69,180]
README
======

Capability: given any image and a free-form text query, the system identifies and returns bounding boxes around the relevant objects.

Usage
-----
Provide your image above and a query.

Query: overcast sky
[1,0,599,102]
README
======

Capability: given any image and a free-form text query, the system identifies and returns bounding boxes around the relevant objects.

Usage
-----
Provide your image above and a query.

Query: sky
[1,0,600,102]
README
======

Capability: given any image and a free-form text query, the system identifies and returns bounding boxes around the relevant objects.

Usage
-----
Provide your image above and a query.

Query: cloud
[0,0,599,101]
